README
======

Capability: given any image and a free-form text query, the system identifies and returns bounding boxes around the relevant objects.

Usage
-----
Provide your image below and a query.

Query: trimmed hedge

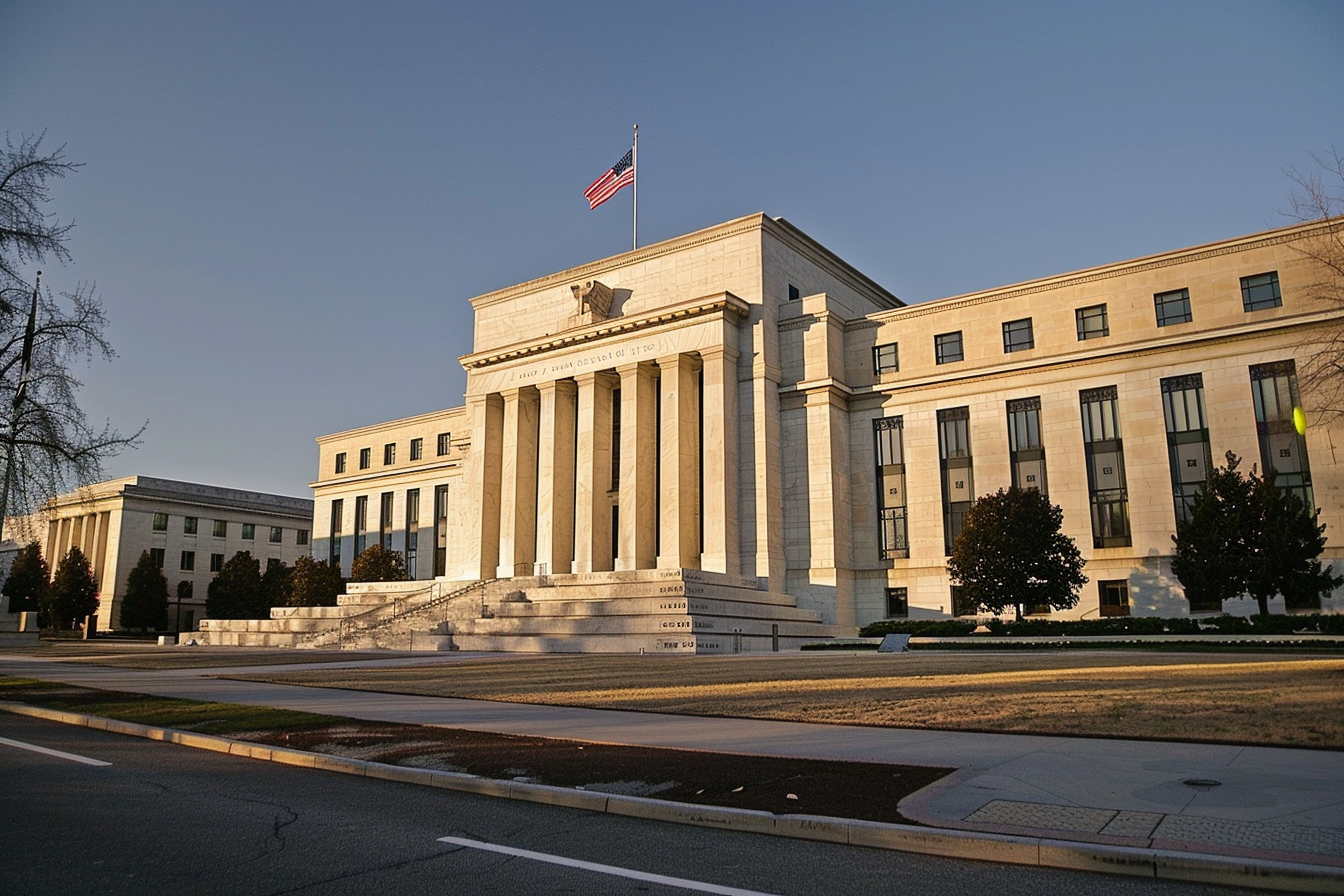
[858,613,1344,638]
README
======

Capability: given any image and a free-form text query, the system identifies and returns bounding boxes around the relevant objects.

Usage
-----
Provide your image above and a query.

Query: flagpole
[632,124,638,251]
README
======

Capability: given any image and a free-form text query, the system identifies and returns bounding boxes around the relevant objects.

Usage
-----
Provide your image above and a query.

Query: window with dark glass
[872,342,899,375]
[1075,304,1109,340]
[934,331,963,364]
[183,516,197,535]
[359,447,371,470]
[787,284,801,301]
[1241,271,1281,311]
[269,526,283,544]
[1154,288,1192,326]
[296,529,309,546]
[1007,397,1047,496]
[335,452,346,474]
[329,499,343,568]
[380,492,394,550]
[405,488,420,579]
[1002,318,1034,353]
[212,519,227,538]
[149,548,165,569]
[1250,360,1313,506]
[437,433,451,456]
[610,387,622,489]
[152,512,168,532]
[241,523,255,541]
[1080,386,1131,547]
[180,550,194,571]
[433,485,449,577]
[1162,373,1212,524]
[938,407,973,554]
[354,496,368,557]
[874,417,908,560]
[885,587,909,618]
[210,553,224,573]
[383,443,396,465]
[1099,580,1130,617]
[410,438,423,461]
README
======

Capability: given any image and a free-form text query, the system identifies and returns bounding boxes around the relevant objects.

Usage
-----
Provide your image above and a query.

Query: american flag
[583,149,635,210]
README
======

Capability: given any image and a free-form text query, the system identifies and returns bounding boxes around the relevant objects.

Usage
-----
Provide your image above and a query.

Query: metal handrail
[301,578,495,650]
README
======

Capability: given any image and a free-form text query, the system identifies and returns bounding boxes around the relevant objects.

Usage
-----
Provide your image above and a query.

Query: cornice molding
[459,294,750,370]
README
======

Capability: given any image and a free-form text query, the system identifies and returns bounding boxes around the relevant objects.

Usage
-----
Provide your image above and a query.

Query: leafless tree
[1285,147,1344,419]
[0,133,143,533]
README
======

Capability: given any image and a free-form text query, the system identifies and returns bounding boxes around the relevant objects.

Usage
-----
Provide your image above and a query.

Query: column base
[657,553,700,571]
[614,557,656,572]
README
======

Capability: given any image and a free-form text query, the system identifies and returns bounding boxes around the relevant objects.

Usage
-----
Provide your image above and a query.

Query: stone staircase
[190,567,840,654]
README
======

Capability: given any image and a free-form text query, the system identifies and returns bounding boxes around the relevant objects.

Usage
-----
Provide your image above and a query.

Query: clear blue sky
[2,1,1341,497]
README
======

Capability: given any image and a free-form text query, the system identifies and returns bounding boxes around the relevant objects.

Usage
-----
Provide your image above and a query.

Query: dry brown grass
[239,651,1344,749]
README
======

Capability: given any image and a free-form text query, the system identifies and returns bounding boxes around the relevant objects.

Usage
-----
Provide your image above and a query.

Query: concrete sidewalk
[5,650,1344,876]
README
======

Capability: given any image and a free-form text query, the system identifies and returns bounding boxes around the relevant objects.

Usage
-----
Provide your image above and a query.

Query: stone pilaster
[616,362,658,570]
[496,387,539,578]
[699,345,740,576]
[535,379,577,576]
[461,393,504,581]
[572,371,615,573]
[657,353,701,569]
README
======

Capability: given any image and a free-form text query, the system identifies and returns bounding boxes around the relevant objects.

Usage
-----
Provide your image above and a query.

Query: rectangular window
[359,447,371,470]
[873,417,908,560]
[180,550,195,572]
[872,342,899,375]
[241,523,255,541]
[212,519,227,538]
[269,526,283,544]
[1080,386,1131,548]
[384,443,396,465]
[1099,580,1131,617]
[437,433,451,456]
[788,283,800,302]
[380,492,394,550]
[885,587,909,618]
[1162,374,1212,524]
[410,438,423,461]
[1154,288,1192,326]
[1002,318,1034,353]
[1007,397,1048,496]
[329,499,343,568]
[183,516,197,535]
[433,485,449,577]
[335,452,347,475]
[209,553,224,573]
[149,547,165,569]
[1076,304,1109,340]
[405,488,420,579]
[934,331,963,364]
[938,407,974,555]
[1250,360,1313,506]
[354,496,368,557]
[1241,271,1282,311]
[296,529,310,546]
[152,512,168,532]
[610,387,622,490]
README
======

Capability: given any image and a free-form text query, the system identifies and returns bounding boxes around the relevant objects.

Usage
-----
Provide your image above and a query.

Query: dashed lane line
[437,835,781,896]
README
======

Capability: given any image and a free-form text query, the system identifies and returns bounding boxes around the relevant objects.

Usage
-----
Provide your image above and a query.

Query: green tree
[1169,453,1256,613]
[49,545,97,630]
[205,550,264,620]
[260,560,293,609]
[947,487,1088,621]
[119,550,168,632]
[2,540,48,614]
[288,554,344,607]
[349,544,408,583]
[1172,452,1342,615]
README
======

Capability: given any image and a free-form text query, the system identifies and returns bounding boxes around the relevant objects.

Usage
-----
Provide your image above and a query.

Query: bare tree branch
[1284,146,1344,420]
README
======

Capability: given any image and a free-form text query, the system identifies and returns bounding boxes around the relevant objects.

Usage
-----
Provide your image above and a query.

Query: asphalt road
[0,714,1266,896]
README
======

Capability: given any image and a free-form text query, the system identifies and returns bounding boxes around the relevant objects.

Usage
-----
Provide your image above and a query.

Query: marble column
[462,393,503,580]
[657,353,701,570]
[699,345,740,576]
[496,387,540,578]
[572,371,615,573]
[616,362,658,571]
[534,379,577,576]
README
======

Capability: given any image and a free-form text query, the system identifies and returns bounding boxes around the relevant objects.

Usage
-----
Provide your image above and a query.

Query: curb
[5,702,1342,894]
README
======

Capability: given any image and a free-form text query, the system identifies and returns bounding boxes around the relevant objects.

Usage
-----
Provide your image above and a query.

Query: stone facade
[310,213,1344,643]
[6,476,313,632]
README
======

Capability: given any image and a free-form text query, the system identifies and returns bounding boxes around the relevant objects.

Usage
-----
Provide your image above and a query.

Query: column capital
[698,344,740,364]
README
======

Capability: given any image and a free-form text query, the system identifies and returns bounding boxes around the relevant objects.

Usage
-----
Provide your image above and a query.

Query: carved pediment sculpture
[570,279,614,321]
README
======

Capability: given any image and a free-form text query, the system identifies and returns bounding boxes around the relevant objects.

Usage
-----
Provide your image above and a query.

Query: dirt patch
[236,721,949,822]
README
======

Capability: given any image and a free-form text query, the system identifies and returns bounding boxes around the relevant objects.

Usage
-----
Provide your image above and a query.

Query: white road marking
[0,736,112,766]
[438,836,782,896]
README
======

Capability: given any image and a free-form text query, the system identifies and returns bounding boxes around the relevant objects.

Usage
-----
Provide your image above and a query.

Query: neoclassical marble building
[306,214,1344,650]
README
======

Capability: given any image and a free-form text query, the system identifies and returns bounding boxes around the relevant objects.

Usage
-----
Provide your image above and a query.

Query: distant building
[299,214,1342,652]
[6,476,313,632]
